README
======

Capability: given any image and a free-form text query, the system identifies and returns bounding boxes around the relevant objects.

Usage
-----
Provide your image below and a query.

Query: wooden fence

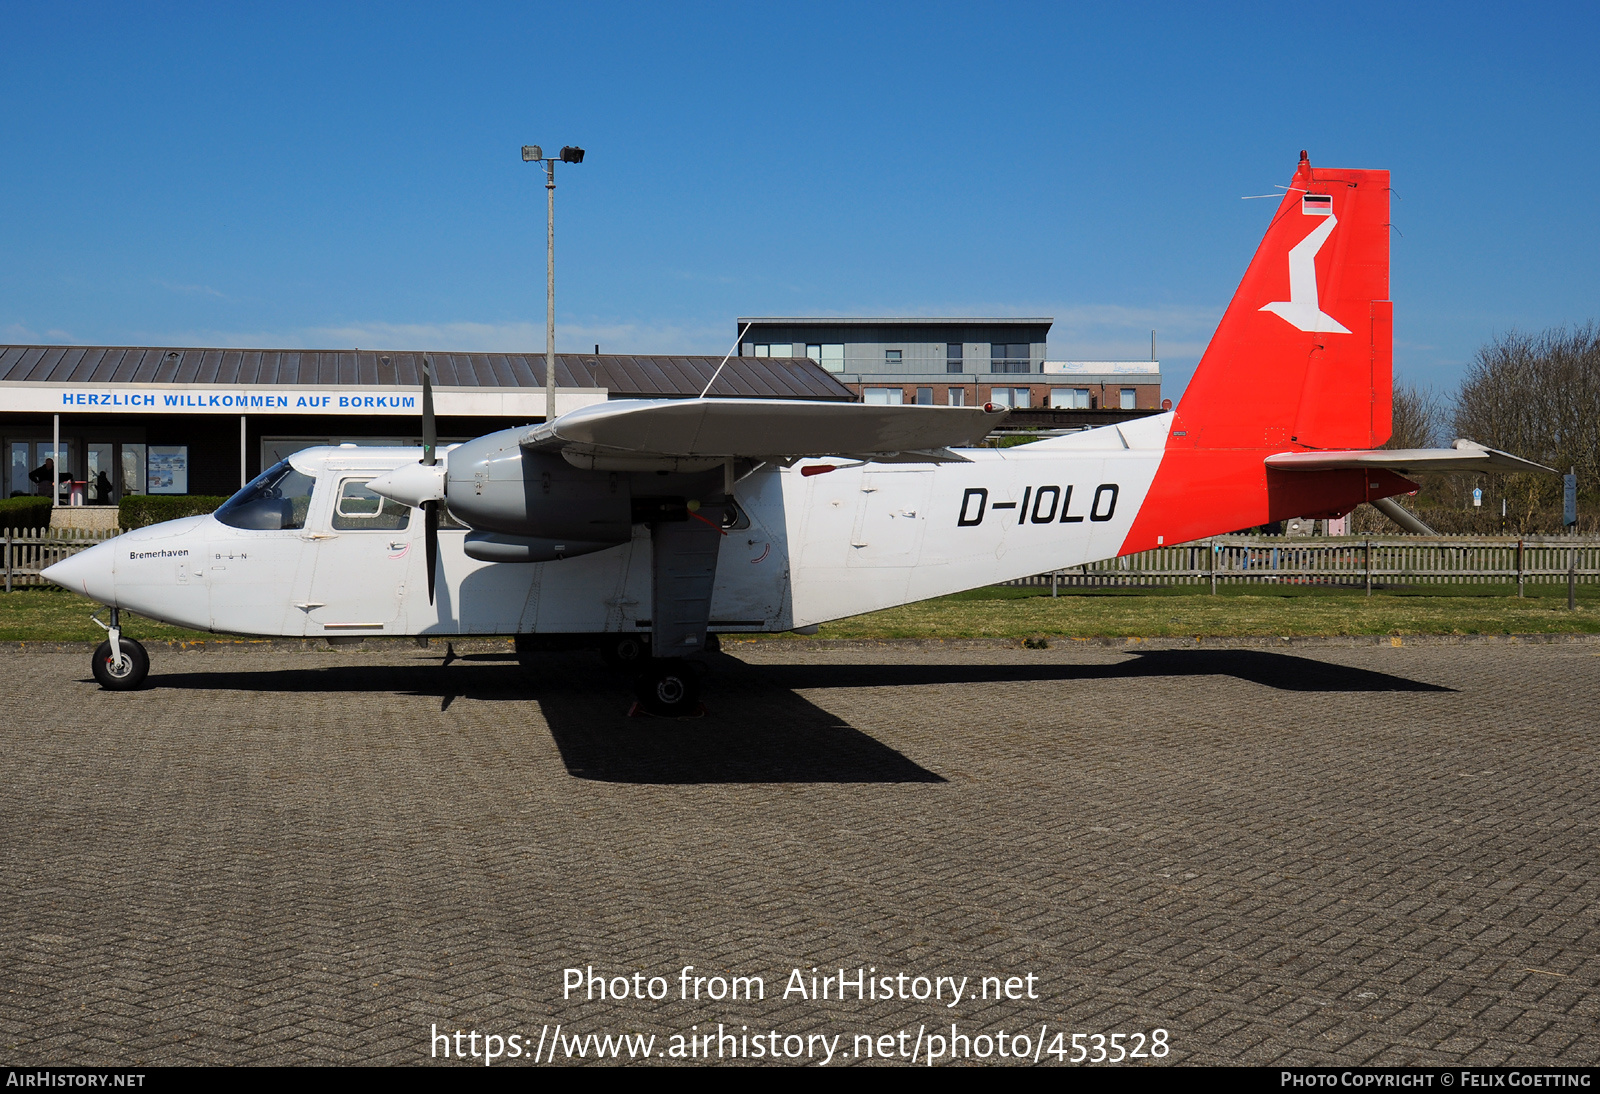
[6,528,1599,598]
[2,528,121,591]
[1011,536,1600,595]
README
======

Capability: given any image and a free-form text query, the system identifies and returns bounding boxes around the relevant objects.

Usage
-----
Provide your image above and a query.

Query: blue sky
[2,1,1596,399]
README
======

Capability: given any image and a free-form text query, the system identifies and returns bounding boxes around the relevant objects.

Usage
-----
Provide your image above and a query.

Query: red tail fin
[1123,152,1403,551]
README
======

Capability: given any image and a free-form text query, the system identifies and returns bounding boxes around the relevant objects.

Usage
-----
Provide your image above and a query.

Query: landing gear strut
[91,608,150,690]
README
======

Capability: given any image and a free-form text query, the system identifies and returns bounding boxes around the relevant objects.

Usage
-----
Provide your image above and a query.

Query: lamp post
[521,144,584,422]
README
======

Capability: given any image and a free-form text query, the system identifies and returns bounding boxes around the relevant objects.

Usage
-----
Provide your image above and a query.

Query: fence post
[1051,570,1058,598]
[1365,540,1373,597]
[4,528,9,594]
[1571,549,1578,611]
[1517,539,1524,598]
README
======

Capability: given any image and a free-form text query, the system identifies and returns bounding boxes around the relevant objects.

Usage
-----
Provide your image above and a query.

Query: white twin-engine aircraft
[46,153,1549,713]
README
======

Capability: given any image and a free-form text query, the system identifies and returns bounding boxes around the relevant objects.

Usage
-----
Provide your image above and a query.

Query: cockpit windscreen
[214,460,317,530]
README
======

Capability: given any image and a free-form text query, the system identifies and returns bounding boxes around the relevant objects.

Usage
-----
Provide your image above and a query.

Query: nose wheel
[90,607,150,690]
[92,637,149,690]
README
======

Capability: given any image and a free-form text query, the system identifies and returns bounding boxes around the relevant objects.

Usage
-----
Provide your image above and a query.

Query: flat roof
[0,346,854,401]
[738,317,1052,326]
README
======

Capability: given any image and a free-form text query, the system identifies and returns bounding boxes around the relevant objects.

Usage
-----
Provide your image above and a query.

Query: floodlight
[559,146,584,163]
[522,145,542,162]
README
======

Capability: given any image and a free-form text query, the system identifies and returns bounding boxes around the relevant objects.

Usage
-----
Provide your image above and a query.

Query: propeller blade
[424,500,439,605]
[421,355,437,467]
[420,357,440,605]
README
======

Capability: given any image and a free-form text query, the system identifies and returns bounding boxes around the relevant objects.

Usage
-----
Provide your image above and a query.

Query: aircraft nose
[42,539,118,604]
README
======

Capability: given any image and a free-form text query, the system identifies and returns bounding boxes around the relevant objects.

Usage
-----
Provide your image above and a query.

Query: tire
[92,638,149,691]
[599,634,649,668]
[634,659,702,717]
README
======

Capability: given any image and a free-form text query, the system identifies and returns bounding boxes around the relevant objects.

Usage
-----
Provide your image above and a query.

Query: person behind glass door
[28,457,54,497]
[93,470,113,504]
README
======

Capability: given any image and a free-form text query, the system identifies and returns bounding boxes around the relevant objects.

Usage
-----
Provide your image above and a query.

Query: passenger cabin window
[214,460,316,530]
[332,478,411,531]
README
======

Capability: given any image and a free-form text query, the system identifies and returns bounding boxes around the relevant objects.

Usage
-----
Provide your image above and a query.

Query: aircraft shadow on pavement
[146,653,947,786]
[755,648,1456,695]
[143,647,1447,784]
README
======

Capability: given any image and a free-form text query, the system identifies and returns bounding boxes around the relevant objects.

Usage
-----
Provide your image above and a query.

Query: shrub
[0,496,52,530]
[119,495,229,530]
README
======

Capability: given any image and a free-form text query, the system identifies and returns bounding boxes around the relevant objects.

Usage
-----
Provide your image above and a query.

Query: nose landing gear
[90,608,150,690]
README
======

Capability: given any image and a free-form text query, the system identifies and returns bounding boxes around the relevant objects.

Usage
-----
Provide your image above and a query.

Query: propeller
[420,356,439,605]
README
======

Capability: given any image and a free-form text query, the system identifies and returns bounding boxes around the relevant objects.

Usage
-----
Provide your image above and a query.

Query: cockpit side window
[215,460,317,530]
[331,478,411,531]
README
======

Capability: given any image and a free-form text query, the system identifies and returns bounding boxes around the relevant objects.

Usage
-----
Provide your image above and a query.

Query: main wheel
[599,634,649,668]
[634,659,702,717]
[92,638,149,691]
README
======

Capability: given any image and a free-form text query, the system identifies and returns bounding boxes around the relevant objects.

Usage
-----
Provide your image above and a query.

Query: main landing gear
[632,658,703,717]
[598,633,650,668]
[91,608,150,691]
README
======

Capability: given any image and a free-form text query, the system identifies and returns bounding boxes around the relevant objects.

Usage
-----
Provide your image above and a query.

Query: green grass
[1,581,1594,644]
[0,587,214,643]
[807,582,1599,640]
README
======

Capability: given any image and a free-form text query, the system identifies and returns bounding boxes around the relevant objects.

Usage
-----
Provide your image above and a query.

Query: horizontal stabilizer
[1265,439,1555,475]
[522,398,1004,466]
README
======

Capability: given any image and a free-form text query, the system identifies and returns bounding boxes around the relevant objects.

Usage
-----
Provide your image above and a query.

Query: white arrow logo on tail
[1259,204,1351,334]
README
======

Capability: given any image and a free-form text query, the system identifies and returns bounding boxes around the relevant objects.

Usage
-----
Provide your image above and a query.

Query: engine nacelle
[445,428,633,547]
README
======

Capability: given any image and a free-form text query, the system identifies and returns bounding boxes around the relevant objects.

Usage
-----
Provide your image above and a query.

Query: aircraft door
[848,470,934,567]
[302,477,410,634]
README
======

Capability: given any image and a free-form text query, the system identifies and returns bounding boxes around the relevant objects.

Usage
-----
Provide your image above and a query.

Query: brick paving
[0,640,1596,1066]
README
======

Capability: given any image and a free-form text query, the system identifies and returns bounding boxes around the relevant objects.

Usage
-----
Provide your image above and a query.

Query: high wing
[1265,439,1554,476]
[519,397,1007,470]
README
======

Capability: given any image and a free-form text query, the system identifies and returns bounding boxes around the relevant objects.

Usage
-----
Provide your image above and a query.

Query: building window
[915,387,933,405]
[989,387,1031,409]
[863,388,904,405]
[1120,388,1136,410]
[750,343,793,357]
[990,343,1033,374]
[947,388,965,407]
[946,343,964,374]
[1050,387,1091,409]
[805,344,844,372]
[885,349,902,363]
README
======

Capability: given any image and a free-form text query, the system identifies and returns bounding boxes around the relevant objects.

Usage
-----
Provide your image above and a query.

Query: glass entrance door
[85,443,116,504]
[7,441,62,499]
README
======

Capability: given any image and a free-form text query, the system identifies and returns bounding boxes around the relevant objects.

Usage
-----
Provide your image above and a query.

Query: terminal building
[736,317,1162,413]
[1,320,1163,524]
[0,345,849,522]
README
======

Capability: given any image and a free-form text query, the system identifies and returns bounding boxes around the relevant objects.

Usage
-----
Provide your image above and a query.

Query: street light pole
[522,144,584,422]
[545,158,556,423]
